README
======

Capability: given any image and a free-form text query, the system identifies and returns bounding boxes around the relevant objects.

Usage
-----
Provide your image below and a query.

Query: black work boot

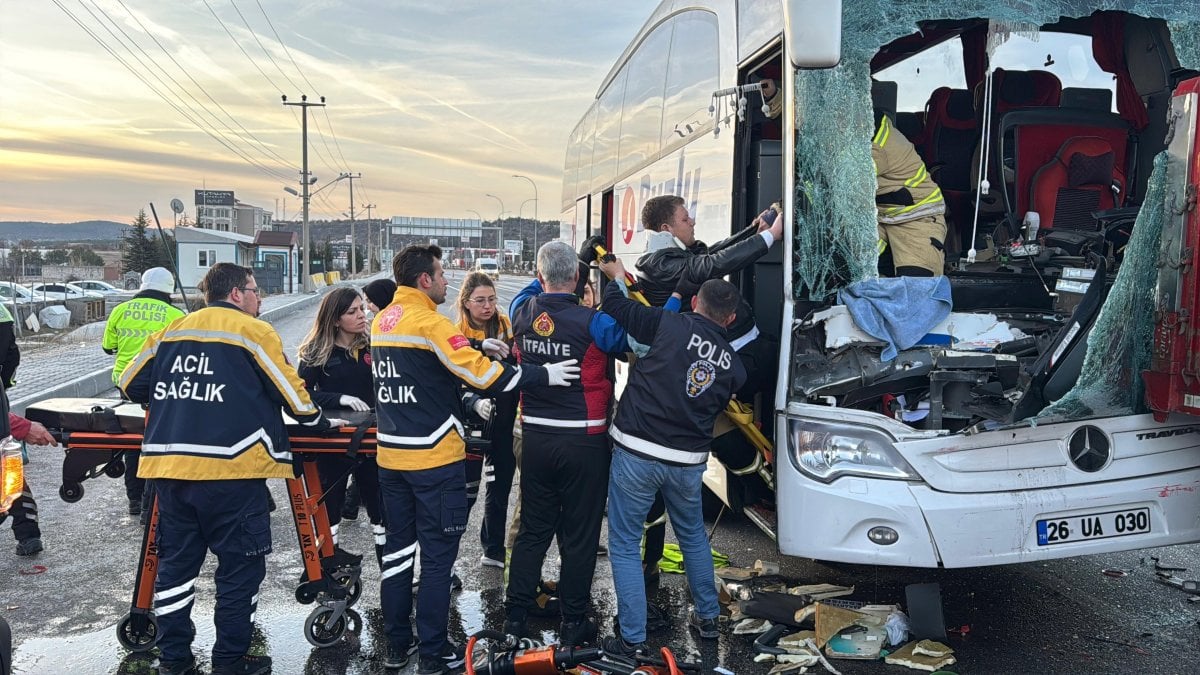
[559,617,598,647]
[210,654,271,675]
[600,635,646,659]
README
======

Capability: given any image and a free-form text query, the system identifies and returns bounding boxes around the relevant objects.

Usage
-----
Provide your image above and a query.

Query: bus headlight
[1,436,23,513]
[788,418,919,483]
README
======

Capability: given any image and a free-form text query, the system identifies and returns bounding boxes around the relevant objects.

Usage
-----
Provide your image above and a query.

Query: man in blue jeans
[595,257,746,655]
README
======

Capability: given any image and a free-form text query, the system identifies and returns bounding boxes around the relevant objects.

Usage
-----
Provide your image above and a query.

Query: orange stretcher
[23,397,377,650]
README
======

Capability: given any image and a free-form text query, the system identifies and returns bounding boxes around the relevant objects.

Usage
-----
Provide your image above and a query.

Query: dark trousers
[379,462,466,659]
[124,451,145,502]
[6,480,39,542]
[643,494,667,581]
[153,479,271,666]
[479,409,516,560]
[506,430,609,622]
[465,453,484,512]
[317,454,382,535]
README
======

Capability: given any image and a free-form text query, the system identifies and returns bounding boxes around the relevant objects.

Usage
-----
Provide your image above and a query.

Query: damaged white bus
[559,0,1200,567]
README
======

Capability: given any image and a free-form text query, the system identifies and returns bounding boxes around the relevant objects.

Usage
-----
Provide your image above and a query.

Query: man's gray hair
[537,241,579,289]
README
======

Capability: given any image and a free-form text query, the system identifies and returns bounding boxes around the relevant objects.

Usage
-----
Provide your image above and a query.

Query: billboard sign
[194,190,235,207]
[504,239,523,254]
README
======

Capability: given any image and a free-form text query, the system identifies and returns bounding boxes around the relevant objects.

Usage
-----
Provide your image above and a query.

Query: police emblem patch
[533,311,555,337]
[377,305,403,333]
[685,359,716,398]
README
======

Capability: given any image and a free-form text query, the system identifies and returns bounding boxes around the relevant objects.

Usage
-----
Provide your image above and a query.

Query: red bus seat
[1029,136,1123,232]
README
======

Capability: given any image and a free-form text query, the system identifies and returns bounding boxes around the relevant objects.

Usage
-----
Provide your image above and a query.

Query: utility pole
[341,172,362,274]
[283,94,325,293]
[362,203,376,272]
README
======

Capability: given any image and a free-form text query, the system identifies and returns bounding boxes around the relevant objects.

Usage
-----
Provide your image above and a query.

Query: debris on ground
[734,617,775,634]
[1154,572,1200,595]
[884,640,957,671]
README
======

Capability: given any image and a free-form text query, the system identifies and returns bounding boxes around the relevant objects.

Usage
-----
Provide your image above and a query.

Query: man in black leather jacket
[631,195,783,309]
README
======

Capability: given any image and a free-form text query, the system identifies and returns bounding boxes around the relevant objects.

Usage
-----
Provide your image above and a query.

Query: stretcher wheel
[303,606,346,648]
[59,483,84,503]
[116,612,158,652]
[105,459,126,479]
[331,570,362,608]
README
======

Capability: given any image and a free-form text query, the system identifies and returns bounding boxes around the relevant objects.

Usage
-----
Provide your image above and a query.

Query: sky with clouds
[0,0,650,224]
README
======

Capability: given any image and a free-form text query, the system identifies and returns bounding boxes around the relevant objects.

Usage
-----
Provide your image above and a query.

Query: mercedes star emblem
[1067,425,1110,472]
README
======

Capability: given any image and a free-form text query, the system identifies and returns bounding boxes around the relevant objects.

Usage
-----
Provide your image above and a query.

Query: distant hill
[0,220,128,242]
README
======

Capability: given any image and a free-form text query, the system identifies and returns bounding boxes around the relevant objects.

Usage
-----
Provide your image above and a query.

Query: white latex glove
[327,418,349,428]
[481,338,510,359]
[473,398,495,421]
[339,395,371,412]
[544,359,580,387]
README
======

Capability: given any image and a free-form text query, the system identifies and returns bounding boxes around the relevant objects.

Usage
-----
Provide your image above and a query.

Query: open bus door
[1143,75,1200,420]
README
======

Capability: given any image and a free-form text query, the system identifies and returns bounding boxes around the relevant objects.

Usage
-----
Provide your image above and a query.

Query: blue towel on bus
[836,276,953,361]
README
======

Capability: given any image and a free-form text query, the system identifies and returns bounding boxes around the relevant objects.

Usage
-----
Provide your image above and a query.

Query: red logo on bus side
[621,186,636,245]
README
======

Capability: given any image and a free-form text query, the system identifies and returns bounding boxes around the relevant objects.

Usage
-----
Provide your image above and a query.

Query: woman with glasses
[454,272,518,570]
[297,287,382,556]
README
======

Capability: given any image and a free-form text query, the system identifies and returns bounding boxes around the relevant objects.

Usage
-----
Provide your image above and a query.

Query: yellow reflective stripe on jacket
[373,286,529,471]
[873,114,944,224]
[104,297,184,383]
[882,186,945,218]
[872,115,891,147]
[456,312,513,342]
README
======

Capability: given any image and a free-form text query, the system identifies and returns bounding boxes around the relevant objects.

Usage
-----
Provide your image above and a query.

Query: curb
[10,285,341,415]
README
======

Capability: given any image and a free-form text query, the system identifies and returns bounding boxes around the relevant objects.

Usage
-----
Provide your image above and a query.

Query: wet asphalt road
[4,270,1200,673]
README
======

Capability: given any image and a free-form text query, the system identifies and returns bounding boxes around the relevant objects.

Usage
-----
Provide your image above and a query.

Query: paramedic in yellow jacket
[372,244,579,672]
[873,111,947,276]
[120,262,334,675]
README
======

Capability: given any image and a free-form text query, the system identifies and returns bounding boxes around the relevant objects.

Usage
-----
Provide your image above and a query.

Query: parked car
[0,282,35,305]
[74,280,123,295]
[28,283,102,300]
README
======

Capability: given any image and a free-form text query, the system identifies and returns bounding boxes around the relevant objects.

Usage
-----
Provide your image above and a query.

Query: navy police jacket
[601,283,746,466]
[120,301,328,480]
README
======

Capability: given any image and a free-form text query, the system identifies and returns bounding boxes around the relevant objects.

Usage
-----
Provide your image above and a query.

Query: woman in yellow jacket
[454,272,517,568]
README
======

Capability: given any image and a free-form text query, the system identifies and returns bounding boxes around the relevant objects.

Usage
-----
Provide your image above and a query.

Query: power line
[111,0,293,168]
[322,107,353,170]
[248,0,353,177]
[228,0,302,92]
[255,0,320,94]
[307,109,347,174]
[51,0,293,184]
[75,0,292,181]
[202,0,283,93]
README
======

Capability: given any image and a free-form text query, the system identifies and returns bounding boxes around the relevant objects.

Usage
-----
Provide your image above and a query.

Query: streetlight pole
[485,194,505,251]
[340,172,362,275]
[466,209,483,261]
[362,203,376,272]
[513,174,538,258]
[283,95,325,293]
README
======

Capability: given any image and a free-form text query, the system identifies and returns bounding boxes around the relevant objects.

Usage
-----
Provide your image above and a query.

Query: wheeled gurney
[23,397,377,650]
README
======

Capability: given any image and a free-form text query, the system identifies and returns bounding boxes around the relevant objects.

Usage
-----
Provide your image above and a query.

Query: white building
[174,226,256,288]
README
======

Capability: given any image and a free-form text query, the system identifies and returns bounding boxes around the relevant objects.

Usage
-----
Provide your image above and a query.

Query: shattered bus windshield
[789,2,1200,432]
